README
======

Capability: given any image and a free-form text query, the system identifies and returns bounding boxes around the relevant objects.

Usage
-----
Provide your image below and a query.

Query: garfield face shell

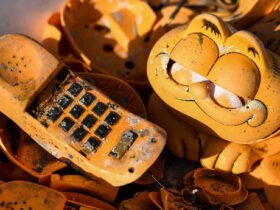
[147,13,280,144]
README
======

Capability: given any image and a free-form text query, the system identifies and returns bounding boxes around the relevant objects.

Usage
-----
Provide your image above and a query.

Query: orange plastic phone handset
[147,13,280,144]
[0,34,166,186]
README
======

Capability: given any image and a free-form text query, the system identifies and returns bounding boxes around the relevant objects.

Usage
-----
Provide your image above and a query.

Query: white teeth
[170,62,207,83]
[170,62,185,74]
[168,61,243,108]
[213,85,243,108]
[160,53,169,71]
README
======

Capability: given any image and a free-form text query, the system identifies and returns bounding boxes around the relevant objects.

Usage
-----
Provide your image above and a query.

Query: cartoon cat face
[147,14,280,144]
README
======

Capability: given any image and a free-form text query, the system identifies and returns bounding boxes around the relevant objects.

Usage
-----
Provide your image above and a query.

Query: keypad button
[72,126,88,142]
[46,107,62,122]
[70,105,85,119]
[94,124,111,138]
[105,112,120,126]
[67,83,83,96]
[80,93,96,106]
[59,117,74,131]
[92,102,107,116]
[109,130,138,159]
[82,114,97,129]
[57,95,73,109]
[82,137,101,154]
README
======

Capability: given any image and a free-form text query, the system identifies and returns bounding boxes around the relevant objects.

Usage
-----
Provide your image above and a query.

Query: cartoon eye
[202,19,221,37]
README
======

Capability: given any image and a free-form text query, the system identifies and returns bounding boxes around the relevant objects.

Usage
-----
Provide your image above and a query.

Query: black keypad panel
[46,107,63,122]
[67,83,83,96]
[94,124,111,138]
[59,117,74,131]
[109,130,138,159]
[72,126,88,142]
[70,105,85,119]
[82,114,97,129]
[58,95,73,109]
[105,112,120,126]
[80,93,96,106]
[81,137,101,154]
[92,102,107,116]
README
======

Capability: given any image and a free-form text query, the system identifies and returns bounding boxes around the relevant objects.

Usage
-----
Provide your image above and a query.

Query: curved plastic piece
[240,165,266,190]
[147,13,280,144]
[260,153,280,186]
[235,193,266,210]
[0,34,166,186]
[223,0,279,28]
[184,168,248,205]
[0,116,67,179]
[0,181,66,210]
[61,0,156,87]
[148,191,163,209]
[119,191,158,210]
[248,10,280,56]
[264,186,280,210]
[48,174,119,203]
[64,192,116,210]
[160,188,192,210]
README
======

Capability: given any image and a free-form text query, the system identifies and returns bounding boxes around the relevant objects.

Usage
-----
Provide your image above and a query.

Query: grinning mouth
[160,53,245,109]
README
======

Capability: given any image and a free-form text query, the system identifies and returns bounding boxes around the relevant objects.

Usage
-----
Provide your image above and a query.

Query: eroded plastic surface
[148,13,280,144]
[0,34,166,186]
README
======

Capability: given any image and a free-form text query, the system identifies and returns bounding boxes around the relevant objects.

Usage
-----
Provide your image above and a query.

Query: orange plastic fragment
[264,186,280,210]
[0,159,35,182]
[235,193,266,210]
[184,168,248,206]
[223,0,279,28]
[248,10,280,55]
[42,12,62,56]
[47,174,119,203]
[260,153,280,186]
[148,5,196,48]
[119,191,159,210]
[148,191,163,209]
[160,188,193,210]
[64,192,116,210]
[61,0,155,87]
[239,165,266,190]
[0,117,67,179]
[0,181,66,210]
